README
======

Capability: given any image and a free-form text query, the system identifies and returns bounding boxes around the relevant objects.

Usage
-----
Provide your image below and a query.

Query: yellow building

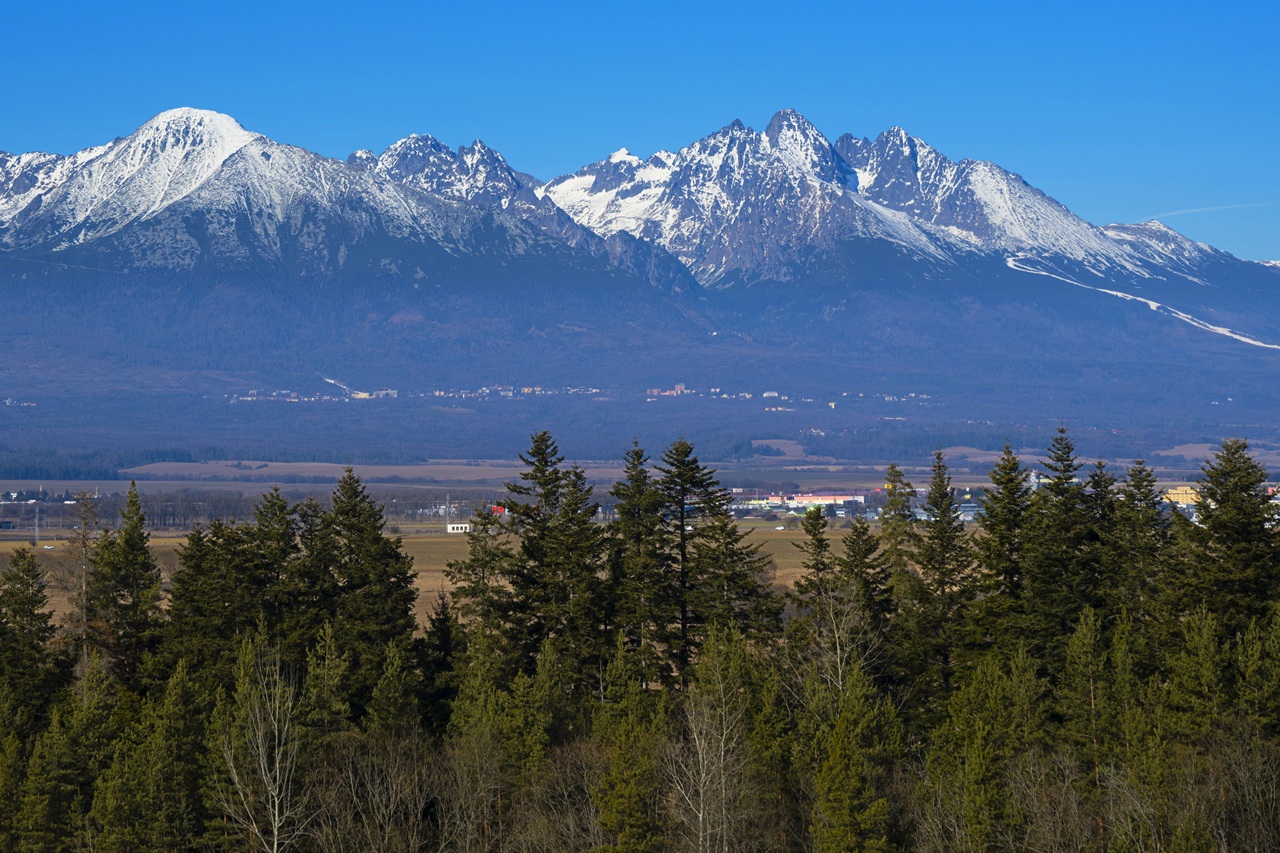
[1164,485,1199,505]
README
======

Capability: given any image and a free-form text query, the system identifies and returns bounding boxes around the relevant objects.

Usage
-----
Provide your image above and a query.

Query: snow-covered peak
[132,108,255,152]
[608,148,641,165]
[374,132,526,205]
[764,108,819,140]
[459,139,507,168]
[375,134,454,178]
[710,118,750,140]
[878,126,915,152]
[0,107,261,248]
[346,149,377,170]
[762,108,846,183]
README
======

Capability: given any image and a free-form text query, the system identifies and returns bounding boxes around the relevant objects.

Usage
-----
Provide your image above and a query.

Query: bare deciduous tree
[311,730,436,853]
[511,740,608,853]
[435,727,507,853]
[214,644,311,853]
[666,633,755,853]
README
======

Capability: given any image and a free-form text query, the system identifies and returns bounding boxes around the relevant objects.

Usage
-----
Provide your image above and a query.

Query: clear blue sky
[3,0,1276,259]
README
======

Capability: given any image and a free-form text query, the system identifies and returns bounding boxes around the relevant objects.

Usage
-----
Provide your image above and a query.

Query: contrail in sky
[1147,202,1270,219]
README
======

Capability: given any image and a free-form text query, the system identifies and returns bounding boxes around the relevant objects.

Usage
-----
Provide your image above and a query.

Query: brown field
[117,459,630,488]
[3,525,825,629]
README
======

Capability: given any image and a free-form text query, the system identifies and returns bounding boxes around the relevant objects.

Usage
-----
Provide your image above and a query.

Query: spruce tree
[877,463,917,585]
[160,520,260,699]
[282,496,342,665]
[792,510,890,700]
[687,508,780,644]
[417,592,464,738]
[1235,611,1280,737]
[793,506,837,600]
[810,662,901,853]
[1060,607,1108,797]
[1164,606,1226,745]
[248,487,300,637]
[973,442,1031,652]
[90,660,208,849]
[328,469,417,716]
[607,442,670,684]
[0,547,59,733]
[591,638,670,853]
[87,482,161,690]
[364,641,419,736]
[300,620,352,750]
[655,438,725,674]
[1183,439,1280,638]
[920,651,1045,850]
[0,731,23,850]
[1021,427,1094,666]
[657,439,779,679]
[498,432,605,697]
[909,450,976,691]
[1109,461,1171,632]
[444,506,513,636]
[16,656,135,852]
[838,516,894,637]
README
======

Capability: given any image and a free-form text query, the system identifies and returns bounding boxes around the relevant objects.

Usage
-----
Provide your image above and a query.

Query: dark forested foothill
[3,431,1280,850]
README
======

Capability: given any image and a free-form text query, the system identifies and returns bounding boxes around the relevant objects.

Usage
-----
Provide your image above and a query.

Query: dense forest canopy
[2,429,1280,851]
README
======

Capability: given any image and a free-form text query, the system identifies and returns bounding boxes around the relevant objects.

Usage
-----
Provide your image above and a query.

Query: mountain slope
[365,133,697,292]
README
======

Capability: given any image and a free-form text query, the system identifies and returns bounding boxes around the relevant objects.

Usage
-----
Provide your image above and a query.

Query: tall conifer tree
[607,442,670,685]
[87,482,161,691]
[973,443,1031,650]
[328,469,417,715]
[0,547,59,732]
[1022,427,1093,666]
[1182,439,1279,638]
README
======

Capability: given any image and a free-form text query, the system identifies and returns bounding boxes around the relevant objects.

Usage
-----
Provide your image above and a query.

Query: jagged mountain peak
[346,149,377,170]
[764,107,815,134]
[761,108,847,183]
[376,133,452,170]
[607,147,642,166]
[545,110,956,286]
[375,131,522,205]
[712,118,750,138]
[876,125,914,143]
[459,139,508,166]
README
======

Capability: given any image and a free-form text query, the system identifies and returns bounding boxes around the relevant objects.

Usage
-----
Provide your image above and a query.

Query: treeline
[0,447,210,481]
[2,429,1280,850]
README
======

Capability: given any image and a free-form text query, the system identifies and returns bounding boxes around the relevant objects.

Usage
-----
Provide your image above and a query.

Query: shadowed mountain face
[2,108,1278,459]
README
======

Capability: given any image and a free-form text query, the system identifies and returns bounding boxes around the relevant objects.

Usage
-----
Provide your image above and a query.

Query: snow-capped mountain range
[0,106,1262,292]
[543,108,1249,290]
[4,107,1280,457]
[0,108,695,292]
